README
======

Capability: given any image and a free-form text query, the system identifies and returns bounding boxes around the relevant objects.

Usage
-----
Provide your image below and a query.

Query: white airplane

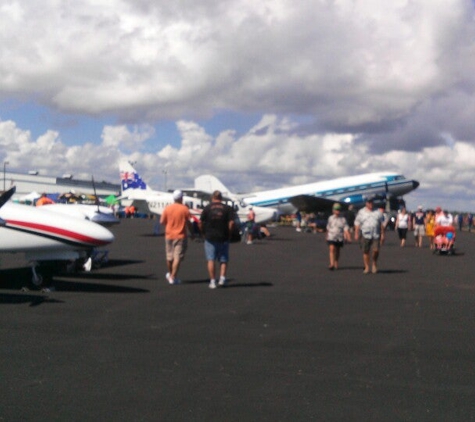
[0,187,115,287]
[44,203,119,226]
[195,172,420,215]
[119,161,276,224]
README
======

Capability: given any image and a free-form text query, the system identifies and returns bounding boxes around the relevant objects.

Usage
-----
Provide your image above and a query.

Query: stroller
[433,226,456,255]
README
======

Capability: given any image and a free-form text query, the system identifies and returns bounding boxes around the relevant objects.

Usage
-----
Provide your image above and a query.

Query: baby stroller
[434,226,456,255]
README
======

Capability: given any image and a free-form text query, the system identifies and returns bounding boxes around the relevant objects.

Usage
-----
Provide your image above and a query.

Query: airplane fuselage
[241,172,419,214]
[0,202,115,261]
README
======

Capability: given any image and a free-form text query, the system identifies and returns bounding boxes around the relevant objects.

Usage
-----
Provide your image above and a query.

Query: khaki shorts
[363,238,380,254]
[165,238,188,261]
[414,224,425,236]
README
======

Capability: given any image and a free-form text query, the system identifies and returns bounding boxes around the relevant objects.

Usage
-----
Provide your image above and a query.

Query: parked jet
[119,161,276,224]
[0,187,115,287]
[194,172,420,215]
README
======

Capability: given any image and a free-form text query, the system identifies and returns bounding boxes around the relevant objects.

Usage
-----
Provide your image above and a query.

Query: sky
[1,0,475,211]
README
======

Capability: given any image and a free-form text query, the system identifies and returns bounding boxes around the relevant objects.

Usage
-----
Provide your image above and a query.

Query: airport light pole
[3,161,8,191]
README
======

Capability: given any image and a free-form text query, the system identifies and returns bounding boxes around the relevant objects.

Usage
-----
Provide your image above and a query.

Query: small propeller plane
[0,187,115,288]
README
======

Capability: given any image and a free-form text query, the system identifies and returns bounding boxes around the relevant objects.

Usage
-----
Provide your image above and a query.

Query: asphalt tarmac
[1,219,475,421]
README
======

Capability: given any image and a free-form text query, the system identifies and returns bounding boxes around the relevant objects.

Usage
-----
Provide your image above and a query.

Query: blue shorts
[204,240,229,263]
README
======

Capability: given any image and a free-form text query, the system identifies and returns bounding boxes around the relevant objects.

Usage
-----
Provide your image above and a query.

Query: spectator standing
[246,207,256,244]
[160,190,194,285]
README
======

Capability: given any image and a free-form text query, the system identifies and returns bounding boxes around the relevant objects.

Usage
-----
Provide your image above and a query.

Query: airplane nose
[413,180,420,190]
[93,224,115,246]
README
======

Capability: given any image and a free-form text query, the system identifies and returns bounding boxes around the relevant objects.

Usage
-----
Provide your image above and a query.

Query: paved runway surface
[1,219,475,421]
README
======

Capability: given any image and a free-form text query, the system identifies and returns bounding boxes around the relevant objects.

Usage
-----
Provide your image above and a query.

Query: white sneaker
[218,276,227,286]
[166,272,174,285]
[209,279,217,289]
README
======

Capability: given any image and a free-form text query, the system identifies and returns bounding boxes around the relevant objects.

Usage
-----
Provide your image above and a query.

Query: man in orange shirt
[160,190,194,285]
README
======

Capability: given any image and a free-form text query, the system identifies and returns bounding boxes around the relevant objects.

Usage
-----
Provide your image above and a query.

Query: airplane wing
[289,194,347,214]
[180,189,236,204]
[180,189,212,202]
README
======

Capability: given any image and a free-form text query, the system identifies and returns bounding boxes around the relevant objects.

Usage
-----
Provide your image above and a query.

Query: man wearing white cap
[160,190,194,284]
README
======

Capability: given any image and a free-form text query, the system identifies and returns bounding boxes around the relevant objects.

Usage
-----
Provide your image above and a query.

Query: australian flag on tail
[121,171,147,191]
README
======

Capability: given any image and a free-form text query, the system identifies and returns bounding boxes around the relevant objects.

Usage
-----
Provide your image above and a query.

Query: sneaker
[166,272,174,285]
[218,276,227,286]
[209,279,217,289]
[246,240,253,245]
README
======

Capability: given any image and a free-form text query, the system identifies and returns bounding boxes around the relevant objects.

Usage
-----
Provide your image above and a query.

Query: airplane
[194,172,420,215]
[119,161,276,224]
[0,187,115,288]
[43,203,119,226]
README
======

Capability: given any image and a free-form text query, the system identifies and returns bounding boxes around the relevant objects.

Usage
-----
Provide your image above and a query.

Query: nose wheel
[30,263,55,291]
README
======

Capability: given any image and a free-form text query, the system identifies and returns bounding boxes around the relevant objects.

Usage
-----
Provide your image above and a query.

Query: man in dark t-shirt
[199,190,235,289]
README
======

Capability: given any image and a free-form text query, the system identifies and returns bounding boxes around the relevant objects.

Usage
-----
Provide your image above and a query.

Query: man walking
[160,190,194,285]
[199,190,235,289]
[354,197,385,274]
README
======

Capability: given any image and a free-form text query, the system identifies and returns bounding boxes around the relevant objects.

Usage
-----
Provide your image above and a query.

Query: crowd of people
[158,189,472,286]
[324,200,471,273]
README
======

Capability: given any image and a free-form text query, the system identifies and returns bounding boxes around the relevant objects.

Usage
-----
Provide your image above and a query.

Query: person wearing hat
[412,205,426,247]
[354,196,385,274]
[326,203,351,270]
[160,189,195,285]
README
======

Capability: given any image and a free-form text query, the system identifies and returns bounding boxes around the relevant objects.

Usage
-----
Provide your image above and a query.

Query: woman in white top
[395,207,410,247]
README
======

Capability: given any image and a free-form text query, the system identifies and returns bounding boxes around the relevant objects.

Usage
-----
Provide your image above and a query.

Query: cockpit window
[385,175,406,181]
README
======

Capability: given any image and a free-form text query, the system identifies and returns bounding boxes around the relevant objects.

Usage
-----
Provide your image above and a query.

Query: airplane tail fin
[195,175,236,199]
[0,186,16,208]
[119,161,149,194]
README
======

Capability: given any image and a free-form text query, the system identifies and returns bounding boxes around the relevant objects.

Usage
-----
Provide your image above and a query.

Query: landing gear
[25,262,56,292]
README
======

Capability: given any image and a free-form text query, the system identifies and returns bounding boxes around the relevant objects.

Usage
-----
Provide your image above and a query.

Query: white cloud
[1,114,475,210]
[0,1,475,211]
[1,0,474,131]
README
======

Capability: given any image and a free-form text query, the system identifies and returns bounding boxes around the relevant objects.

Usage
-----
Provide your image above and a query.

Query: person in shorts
[199,190,235,289]
[160,190,194,285]
[354,197,386,274]
[326,203,351,270]
[412,205,426,247]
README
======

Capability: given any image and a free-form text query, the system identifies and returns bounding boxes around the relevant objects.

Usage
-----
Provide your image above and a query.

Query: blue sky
[1,0,475,211]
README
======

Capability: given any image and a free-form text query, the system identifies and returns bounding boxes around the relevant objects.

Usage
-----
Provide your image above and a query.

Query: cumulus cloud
[2,115,475,211]
[0,1,475,210]
[1,2,474,132]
